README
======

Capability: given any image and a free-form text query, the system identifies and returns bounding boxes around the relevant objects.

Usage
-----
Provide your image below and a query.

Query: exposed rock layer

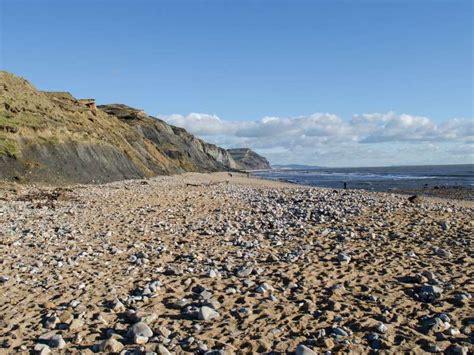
[0,72,241,183]
[227,148,271,170]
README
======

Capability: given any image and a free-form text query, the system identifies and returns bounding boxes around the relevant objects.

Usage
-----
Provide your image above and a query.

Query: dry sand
[0,172,472,354]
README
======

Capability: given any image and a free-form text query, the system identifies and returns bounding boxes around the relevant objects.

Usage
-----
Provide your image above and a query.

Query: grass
[0,112,45,131]
[39,135,60,145]
[0,114,17,131]
[0,137,18,158]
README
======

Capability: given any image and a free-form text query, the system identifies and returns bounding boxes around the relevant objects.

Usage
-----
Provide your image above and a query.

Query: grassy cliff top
[0,71,145,152]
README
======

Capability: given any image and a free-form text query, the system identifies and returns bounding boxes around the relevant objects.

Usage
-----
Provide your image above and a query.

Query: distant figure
[343,182,347,189]
[247,172,250,178]
[228,173,233,178]
[408,195,423,204]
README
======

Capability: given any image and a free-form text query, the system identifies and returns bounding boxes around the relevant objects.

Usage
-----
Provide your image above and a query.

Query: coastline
[0,172,472,353]
[251,166,474,202]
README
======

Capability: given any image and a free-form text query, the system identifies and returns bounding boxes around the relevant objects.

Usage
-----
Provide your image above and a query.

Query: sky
[1,0,472,166]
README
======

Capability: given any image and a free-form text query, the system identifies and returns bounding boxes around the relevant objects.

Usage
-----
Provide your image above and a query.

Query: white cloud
[159,111,473,166]
[354,112,439,143]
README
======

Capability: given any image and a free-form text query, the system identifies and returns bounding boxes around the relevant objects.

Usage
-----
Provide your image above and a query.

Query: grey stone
[376,322,388,333]
[336,252,351,264]
[332,327,349,337]
[129,322,153,344]
[48,334,66,349]
[198,306,219,321]
[34,343,51,355]
[435,247,451,258]
[255,283,272,294]
[157,344,171,355]
[295,344,317,355]
[419,285,443,302]
[236,266,253,277]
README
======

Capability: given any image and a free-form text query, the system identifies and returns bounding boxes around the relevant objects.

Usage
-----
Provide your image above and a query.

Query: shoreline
[0,172,472,353]
[250,176,474,202]
[2,171,473,207]
[251,164,474,202]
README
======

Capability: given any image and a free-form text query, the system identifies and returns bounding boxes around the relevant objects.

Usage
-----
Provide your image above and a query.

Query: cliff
[0,71,239,183]
[227,148,271,170]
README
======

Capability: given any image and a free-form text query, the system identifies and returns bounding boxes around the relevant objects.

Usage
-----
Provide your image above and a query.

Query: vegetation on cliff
[0,71,242,183]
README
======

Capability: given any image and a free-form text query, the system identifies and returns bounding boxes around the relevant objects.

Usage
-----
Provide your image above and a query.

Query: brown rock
[98,338,124,353]
[59,311,73,324]
[42,302,56,310]
[68,318,84,331]
[322,338,335,349]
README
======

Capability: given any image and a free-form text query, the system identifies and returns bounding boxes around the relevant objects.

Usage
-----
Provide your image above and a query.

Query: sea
[252,164,474,192]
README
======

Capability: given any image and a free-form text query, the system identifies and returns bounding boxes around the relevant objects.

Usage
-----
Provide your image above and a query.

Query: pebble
[446,344,468,354]
[158,326,171,338]
[454,293,471,303]
[295,344,317,355]
[332,327,349,337]
[226,287,237,294]
[1,174,472,353]
[34,343,51,354]
[59,310,73,324]
[98,338,124,353]
[48,334,66,349]
[157,344,171,355]
[0,276,9,283]
[434,247,451,258]
[255,282,273,294]
[268,294,278,302]
[69,318,84,331]
[198,306,219,321]
[425,343,442,353]
[418,284,444,302]
[243,279,255,287]
[236,266,253,277]
[69,300,80,308]
[336,252,351,264]
[200,290,213,300]
[376,322,388,333]
[425,317,450,334]
[44,315,59,329]
[321,338,335,349]
[129,322,153,344]
[111,299,126,312]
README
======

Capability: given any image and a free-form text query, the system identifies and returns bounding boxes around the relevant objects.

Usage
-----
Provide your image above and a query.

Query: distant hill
[0,71,241,183]
[227,148,271,170]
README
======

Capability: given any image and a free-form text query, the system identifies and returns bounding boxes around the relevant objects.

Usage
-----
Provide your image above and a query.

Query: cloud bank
[159,111,473,166]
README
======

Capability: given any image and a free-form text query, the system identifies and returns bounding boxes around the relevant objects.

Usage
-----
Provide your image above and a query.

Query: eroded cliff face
[98,104,239,172]
[227,148,271,170]
[203,143,239,170]
[0,71,239,184]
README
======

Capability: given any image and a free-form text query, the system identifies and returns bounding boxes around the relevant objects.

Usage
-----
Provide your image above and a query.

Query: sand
[0,172,472,354]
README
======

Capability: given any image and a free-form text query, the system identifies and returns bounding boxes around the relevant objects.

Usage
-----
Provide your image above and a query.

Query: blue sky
[1,0,473,166]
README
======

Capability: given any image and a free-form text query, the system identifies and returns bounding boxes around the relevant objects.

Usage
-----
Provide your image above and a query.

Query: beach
[0,173,472,354]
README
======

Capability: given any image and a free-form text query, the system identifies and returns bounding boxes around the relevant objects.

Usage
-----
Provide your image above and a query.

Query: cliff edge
[227,148,271,170]
[0,71,239,183]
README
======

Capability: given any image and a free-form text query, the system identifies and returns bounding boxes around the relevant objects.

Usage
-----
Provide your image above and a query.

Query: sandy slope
[0,173,472,354]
